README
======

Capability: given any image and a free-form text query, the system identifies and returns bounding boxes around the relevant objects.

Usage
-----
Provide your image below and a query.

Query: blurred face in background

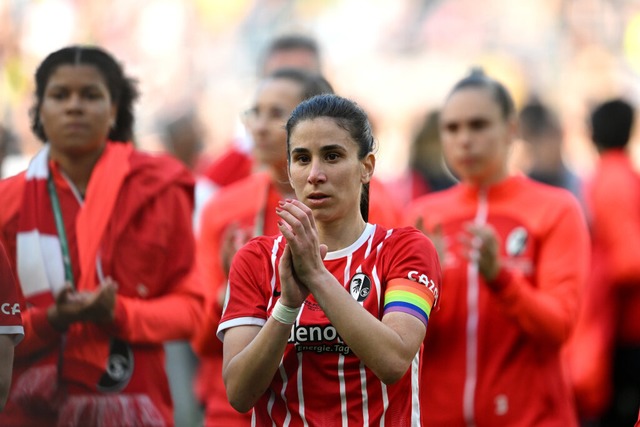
[244,77,304,175]
[439,87,514,187]
[164,116,204,171]
[262,48,321,76]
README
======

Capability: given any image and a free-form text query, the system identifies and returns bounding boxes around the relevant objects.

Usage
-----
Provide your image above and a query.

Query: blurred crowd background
[2,0,640,181]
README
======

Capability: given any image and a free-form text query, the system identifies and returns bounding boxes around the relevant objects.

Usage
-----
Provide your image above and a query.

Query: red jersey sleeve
[109,183,205,343]
[491,195,589,346]
[381,227,442,325]
[0,241,24,344]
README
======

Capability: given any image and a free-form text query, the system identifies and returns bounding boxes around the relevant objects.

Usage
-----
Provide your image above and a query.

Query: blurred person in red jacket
[0,45,204,427]
[566,98,640,427]
[407,69,589,426]
[202,34,323,191]
[201,33,400,226]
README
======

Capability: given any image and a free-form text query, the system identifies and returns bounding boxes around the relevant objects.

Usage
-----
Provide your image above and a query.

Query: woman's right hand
[47,285,85,331]
[277,244,309,308]
[276,200,329,293]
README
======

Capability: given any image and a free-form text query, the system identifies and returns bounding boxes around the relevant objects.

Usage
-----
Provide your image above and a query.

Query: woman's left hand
[461,223,500,282]
[82,277,118,323]
[277,244,309,308]
[47,277,118,330]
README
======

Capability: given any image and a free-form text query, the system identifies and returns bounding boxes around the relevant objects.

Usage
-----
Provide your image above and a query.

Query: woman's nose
[65,93,83,111]
[307,161,327,184]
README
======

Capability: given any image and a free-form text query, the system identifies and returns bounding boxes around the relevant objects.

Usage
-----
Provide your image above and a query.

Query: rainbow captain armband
[383,279,436,327]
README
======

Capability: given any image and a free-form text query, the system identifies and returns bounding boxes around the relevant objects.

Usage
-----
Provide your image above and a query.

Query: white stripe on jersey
[360,361,369,426]
[364,226,375,258]
[296,351,309,427]
[268,236,284,311]
[267,389,276,424]
[279,364,292,426]
[344,252,352,291]
[324,224,375,260]
[217,316,266,340]
[372,228,393,314]
[372,265,382,312]
[0,326,24,344]
[339,353,347,427]
[381,382,389,427]
[411,353,421,425]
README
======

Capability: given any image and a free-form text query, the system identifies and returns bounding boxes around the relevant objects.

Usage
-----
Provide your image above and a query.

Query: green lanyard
[47,172,75,290]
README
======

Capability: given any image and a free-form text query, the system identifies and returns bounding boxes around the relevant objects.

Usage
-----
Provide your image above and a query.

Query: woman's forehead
[442,88,501,119]
[257,77,302,99]
[46,64,107,86]
[290,117,352,147]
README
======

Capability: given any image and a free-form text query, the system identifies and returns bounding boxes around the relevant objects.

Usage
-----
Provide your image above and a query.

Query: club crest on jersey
[349,273,371,302]
[506,226,528,256]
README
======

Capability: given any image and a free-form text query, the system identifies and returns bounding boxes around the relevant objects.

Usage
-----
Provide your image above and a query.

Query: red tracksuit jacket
[407,175,589,427]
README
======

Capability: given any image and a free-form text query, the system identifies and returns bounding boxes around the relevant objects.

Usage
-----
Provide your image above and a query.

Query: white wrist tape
[271,300,301,325]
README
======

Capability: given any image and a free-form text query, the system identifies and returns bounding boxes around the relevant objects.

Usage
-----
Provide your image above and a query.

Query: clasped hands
[276,199,328,308]
[418,218,500,283]
[47,277,118,331]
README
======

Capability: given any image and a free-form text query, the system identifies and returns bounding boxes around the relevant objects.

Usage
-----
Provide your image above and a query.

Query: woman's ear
[361,153,375,184]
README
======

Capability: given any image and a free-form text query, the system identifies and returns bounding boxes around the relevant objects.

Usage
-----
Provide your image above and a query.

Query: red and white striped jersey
[218,224,441,426]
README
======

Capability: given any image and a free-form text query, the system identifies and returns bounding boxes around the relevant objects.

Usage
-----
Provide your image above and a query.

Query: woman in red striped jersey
[217,94,441,426]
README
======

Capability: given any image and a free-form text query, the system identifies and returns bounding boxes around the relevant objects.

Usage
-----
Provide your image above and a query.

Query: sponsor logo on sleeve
[407,270,439,302]
[1,303,20,316]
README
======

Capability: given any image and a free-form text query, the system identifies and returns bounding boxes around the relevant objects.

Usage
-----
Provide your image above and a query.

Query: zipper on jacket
[463,189,488,427]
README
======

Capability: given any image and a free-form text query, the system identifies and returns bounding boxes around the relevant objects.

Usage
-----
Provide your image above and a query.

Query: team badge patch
[97,339,134,392]
[506,226,528,256]
[349,273,372,302]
